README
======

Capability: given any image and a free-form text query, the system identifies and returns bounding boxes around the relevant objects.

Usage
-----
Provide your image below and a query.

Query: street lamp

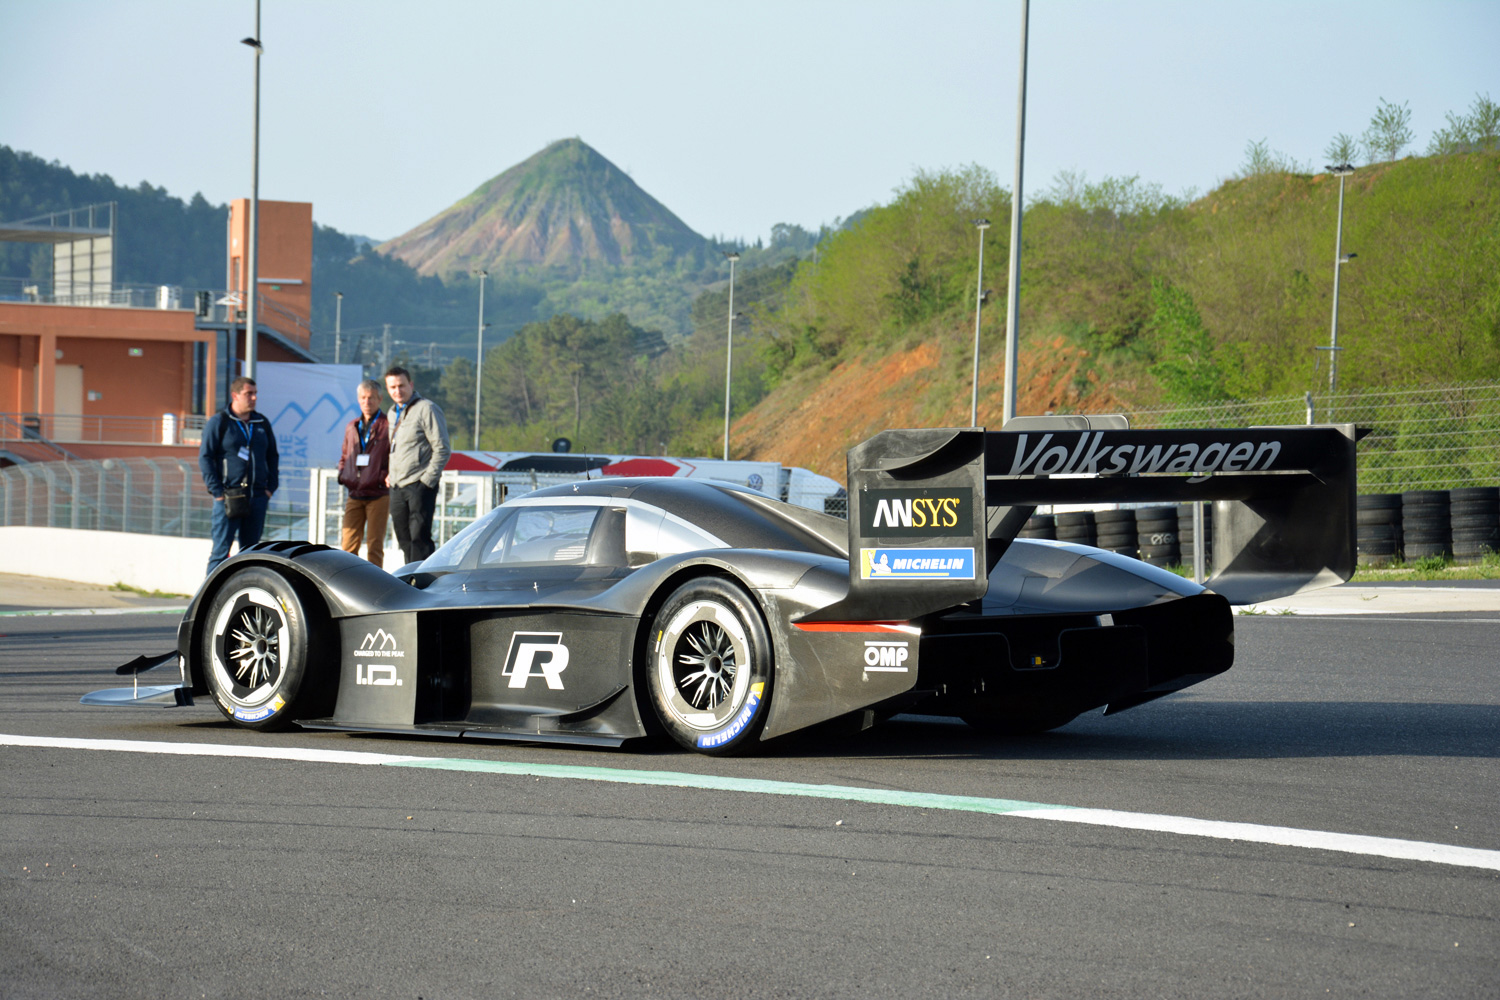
[970,218,991,426]
[474,269,487,448]
[1325,163,1356,409]
[722,251,740,461]
[240,11,262,379]
[1002,0,1030,426]
[334,291,343,364]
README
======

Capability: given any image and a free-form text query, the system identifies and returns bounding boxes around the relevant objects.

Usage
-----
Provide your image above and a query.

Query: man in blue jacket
[199,375,280,575]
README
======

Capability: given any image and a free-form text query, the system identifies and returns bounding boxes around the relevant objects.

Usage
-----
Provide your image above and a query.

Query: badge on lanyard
[237,446,251,461]
[356,454,370,467]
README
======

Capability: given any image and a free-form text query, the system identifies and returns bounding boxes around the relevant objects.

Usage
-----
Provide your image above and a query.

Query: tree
[1427,92,1500,155]
[1323,132,1360,165]
[1363,98,1414,162]
[1145,280,1232,405]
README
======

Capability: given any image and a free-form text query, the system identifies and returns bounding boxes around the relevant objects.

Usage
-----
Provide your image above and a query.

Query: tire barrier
[1134,505,1180,568]
[1449,486,1499,564]
[1018,513,1056,540]
[1054,510,1096,547]
[1094,508,1137,557]
[1176,502,1213,570]
[1401,489,1451,561]
[1356,493,1403,567]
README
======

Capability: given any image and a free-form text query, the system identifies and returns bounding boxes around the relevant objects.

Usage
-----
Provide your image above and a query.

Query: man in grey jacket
[383,365,451,564]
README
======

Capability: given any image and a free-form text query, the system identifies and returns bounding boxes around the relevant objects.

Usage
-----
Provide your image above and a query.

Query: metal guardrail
[0,276,185,310]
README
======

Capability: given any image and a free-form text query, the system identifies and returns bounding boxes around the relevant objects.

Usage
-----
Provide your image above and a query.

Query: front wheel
[647,577,774,755]
[201,566,331,731]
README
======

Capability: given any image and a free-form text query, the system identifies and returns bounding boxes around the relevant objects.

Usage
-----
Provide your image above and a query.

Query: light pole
[722,251,740,461]
[970,218,991,426]
[240,8,262,379]
[474,269,487,448]
[1325,163,1356,408]
[1001,0,1030,425]
[334,291,343,364]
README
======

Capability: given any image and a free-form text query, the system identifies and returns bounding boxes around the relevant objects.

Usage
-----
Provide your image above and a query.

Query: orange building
[0,199,318,465]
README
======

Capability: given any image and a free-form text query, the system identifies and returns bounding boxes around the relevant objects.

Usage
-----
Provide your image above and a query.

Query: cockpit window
[481,507,600,567]
[419,508,504,571]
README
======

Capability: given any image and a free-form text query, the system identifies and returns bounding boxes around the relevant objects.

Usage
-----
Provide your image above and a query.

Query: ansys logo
[502,632,570,690]
[354,629,404,687]
[860,488,972,538]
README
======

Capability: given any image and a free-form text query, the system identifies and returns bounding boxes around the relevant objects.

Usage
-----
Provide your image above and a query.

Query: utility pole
[334,291,343,364]
[1325,163,1356,414]
[382,324,391,373]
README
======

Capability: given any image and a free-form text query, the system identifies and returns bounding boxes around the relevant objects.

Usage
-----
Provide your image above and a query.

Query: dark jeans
[390,481,438,565]
[207,492,270,575]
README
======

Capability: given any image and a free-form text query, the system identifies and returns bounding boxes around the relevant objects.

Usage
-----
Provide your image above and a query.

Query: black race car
[86,421,1358,755]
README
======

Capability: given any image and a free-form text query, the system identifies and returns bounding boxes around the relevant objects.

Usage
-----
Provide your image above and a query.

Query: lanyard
[392,401,407,431]
[359,414,379,452]
[233,417,253,447]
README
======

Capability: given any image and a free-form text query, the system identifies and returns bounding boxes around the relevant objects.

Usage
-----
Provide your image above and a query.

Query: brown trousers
[341,494,390,567]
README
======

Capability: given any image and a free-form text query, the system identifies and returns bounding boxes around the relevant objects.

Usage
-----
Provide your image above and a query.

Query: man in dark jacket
[199,375,279,575]
[336,377,391,567]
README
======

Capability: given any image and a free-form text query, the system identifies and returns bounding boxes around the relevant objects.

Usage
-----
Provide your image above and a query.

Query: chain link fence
[3,382,1495,540]
[1125,382,1500,494]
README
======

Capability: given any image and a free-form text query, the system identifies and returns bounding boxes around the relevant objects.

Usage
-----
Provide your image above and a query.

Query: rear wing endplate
[803,418,1358,620]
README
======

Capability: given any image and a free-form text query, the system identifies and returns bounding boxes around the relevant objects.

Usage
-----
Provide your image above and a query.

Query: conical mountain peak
[379,139,707,276]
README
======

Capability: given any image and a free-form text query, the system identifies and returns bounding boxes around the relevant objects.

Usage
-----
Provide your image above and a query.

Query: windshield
[420,508,507,571]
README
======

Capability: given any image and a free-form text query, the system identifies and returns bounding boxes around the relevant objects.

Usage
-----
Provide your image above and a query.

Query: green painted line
[0,605,188,618]
[384,757,1069,816]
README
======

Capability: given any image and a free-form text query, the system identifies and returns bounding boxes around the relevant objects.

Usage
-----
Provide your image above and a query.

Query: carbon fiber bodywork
[91,421,1355,751]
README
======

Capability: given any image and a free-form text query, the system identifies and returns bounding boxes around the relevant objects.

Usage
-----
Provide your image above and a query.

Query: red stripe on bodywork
[793,621,915,633]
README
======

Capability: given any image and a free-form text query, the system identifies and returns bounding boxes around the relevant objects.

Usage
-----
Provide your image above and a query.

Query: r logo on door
[502,632,570,690]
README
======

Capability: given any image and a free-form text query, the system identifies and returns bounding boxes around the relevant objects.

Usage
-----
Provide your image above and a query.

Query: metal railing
[0,412,206,447]
[0,276,187,310]
[1125,382,1500,493]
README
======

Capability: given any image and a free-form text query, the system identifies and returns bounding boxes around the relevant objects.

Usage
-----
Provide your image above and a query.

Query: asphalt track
[1,594,1496,997]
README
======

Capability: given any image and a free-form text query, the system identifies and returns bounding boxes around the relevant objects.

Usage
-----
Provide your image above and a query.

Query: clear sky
[2,1,1496,244]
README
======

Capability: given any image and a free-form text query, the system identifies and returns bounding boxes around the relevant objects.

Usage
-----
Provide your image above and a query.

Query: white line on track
[5,733,1497,872]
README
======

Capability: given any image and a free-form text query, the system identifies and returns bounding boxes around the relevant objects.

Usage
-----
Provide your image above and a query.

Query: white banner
[254,362,365,473]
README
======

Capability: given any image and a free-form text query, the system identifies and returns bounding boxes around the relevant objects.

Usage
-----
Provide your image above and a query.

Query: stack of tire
[1135,506,1180,568]
[1094,509,1138,558]
[1356,494,1403,567]
[1054,510,1096,547]
[1451,486,1500,564]
[1176,502,1213,570]
[1401,490,1451,561]
[1018,513,1056,539]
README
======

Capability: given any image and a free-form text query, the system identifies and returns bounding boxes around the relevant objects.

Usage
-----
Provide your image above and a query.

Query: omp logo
[503,632,570,690]
[863,641,910,672]
[860,488,972,538]
[1004,432,1284,477]
[354,629,404,686]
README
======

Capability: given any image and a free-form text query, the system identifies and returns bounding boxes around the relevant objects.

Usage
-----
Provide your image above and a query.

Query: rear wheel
[647,577,773,755]
[201,567,331,731]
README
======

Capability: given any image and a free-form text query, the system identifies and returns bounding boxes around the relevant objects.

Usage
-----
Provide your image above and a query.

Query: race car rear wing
[803,417,1359,621]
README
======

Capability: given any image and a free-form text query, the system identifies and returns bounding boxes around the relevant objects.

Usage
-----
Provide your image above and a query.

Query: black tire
[647,577,774,755]
[200,566,331,731]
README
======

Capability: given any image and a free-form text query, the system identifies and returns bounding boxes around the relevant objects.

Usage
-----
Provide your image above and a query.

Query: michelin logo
[1004,431,1284,477]
[860,547,975,580]
[503,632,570,690]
